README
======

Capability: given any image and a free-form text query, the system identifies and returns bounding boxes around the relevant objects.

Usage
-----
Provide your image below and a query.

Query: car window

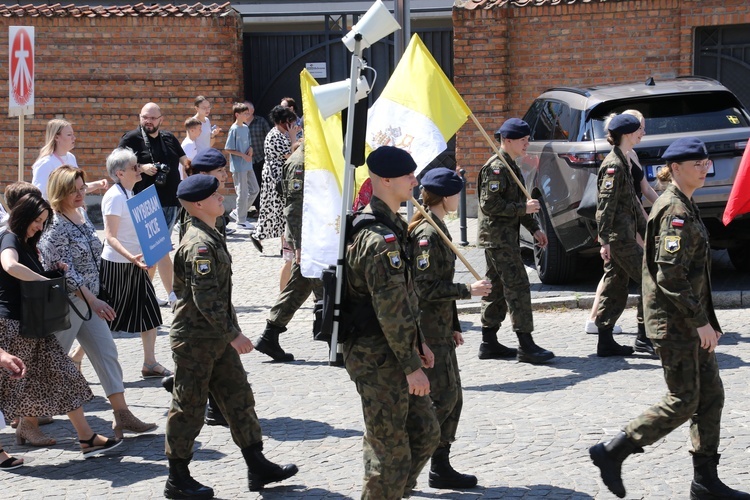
[530,100,572,141]
[590,92,750,139]
[522,99,544,136]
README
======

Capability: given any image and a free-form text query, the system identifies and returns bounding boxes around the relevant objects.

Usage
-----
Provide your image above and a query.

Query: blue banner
[126,185,172,267]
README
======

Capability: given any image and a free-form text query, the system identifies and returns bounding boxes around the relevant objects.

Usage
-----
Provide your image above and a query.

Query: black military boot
[428,444,478,489]
[597,328,634,357]
[516,332,555,364]
[164,458,215,499]
[241,442,298,491]
[690,454,750,499]
[589,431,642,498]
[478,326,517,360]
[634,323,655,356]
[204,393,228,427]
[255,323,294,362]
[162,374,174,393]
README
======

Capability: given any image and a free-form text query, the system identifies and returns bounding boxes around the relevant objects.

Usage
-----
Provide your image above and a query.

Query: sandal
[0,448,24,470]
[79,433,122,459]
[141,362,173,379]
[16,417,57,446]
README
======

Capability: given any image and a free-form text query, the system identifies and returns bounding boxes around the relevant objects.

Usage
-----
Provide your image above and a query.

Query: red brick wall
[453,0,750,203]
[0,12,244,194]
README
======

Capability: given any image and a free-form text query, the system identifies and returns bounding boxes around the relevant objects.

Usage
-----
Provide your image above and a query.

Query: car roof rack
[543,87,591,97]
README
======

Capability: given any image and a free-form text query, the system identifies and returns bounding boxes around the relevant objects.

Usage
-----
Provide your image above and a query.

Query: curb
[457,291,750,315]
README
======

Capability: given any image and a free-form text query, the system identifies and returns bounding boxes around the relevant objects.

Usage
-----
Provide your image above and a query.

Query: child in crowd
[225,102,259,230]
[180,118,202,180]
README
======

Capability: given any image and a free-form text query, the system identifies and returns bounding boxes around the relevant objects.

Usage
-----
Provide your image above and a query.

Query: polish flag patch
[672,218,684,228]
[419,238,429,247]
[384,234,397,243]
[493,169,501,175]
[606,168,616,175]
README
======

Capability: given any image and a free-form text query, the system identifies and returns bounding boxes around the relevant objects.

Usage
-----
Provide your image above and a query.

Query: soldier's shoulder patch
[195,259,211,275]
[671,217,684,228]
[604,180,614,189]
[493,168,501,175]
[606,167,616,175]
[292,180,302,191]
[664,235,681,254]
[197,246,209,256]
[416,251,430,271]
[489,181,500,192]
[418,237,430,247]
[295,168,303,175]
[383,233,397,244]
[387,251,402,269]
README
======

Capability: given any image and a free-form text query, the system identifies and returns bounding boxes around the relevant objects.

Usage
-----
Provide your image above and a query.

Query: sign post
[8,26,35,181]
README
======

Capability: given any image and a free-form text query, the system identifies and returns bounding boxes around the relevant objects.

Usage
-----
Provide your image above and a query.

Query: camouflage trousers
[345,339,440,499]
[424,337,463,447]
[165,337,263,459]
[268,260,323,327]
[625,338,724,455]
[481,246,533,333]
[595,239,644,330]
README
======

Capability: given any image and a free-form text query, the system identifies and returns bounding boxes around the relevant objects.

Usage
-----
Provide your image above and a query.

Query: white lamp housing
[342,0,401,52]
[312,76,372,119]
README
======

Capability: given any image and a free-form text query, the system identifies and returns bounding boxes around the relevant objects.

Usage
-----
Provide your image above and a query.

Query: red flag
[723,140,750,226]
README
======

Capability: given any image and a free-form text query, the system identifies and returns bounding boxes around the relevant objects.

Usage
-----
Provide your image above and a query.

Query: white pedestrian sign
[9,26,34,116]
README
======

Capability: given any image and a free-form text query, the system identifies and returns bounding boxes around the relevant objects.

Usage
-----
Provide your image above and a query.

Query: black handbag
[577,172,599,221]
[19,269,92,339]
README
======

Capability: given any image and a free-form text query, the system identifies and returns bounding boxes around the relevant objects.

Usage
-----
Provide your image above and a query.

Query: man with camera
[119,102,189,307]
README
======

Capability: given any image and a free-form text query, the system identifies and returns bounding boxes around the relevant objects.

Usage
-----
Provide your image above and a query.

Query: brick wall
[453,0,750,213]
[0,8,244,196]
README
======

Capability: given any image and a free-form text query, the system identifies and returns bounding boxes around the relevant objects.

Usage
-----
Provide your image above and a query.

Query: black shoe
[690,454,750,499]
[204,394,228,427]
[589,432,642,499]
[597,328,634,357]
[249,235,263,253]
[634,324,656,356]
[516,332,555,364]
[478,341,517,360]
[255,323,294,362]
[242,443,298,492]
[162,375,174,393]
[428,445,478,489]
[164,459,214,499]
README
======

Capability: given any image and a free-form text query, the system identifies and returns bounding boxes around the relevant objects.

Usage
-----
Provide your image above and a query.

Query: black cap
[662,137,709,162]
[176,175,219,202]
[421,168,463,197]
[191,148,227,173]
[495,118,531,140]
[366,146,417,178]
[607,114,641,135]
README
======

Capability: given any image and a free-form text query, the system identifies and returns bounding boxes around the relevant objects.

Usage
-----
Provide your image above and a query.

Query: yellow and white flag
[366,34,471,172]
[299,69,345,278]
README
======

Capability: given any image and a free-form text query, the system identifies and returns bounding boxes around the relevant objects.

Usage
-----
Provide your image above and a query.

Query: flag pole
[469,113,532,200]
[410,196,482,280]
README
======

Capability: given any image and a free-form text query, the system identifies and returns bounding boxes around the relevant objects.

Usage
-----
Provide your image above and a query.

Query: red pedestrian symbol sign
[8,26,35,116]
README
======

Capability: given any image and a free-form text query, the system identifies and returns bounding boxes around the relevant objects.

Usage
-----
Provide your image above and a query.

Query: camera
[153,162,170,187]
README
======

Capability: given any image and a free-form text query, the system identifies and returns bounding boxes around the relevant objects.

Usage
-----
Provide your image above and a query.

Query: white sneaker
[236,221,256,230]
[157,297,168,307]
[229,209,238,221]
[168,292,177,307]
[585,320,623,334]
[225,226,237,236]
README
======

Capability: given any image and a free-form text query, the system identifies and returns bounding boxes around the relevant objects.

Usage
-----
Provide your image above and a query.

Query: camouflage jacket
[171,216,241,342]
[282,145,305,250]
[410,212,471,340]
[477,150,539,248]
[642,184,720,340]
[596,146,647,245]
[345,196,424,375]
[178,206,226,242]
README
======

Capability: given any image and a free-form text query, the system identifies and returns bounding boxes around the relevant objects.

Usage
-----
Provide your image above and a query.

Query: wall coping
[454,0,626,9]
[0,2,234,17]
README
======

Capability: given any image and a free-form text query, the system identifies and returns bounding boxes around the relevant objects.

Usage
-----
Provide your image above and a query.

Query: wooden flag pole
[469,113,532,200]
[410,196,482,280]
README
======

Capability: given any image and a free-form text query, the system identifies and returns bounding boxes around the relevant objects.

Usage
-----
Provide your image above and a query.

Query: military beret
[495,118,531,140]
[607,114,641,135]
[421,168,463,197]
[177,174,219,202]
[366,146,417,178]
[662,137,708,162]
[191,148,227,173]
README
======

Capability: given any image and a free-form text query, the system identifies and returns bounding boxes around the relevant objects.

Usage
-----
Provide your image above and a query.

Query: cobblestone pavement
[1,217,749,499]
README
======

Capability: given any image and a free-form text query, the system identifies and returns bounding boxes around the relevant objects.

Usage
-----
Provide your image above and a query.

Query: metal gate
[695,24,750,110]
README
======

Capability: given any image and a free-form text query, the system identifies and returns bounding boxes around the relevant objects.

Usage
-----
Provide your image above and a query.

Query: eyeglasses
[140,115,162,122]
[69,186,86,195]
[692,159,713,171]
[129,163,140,172]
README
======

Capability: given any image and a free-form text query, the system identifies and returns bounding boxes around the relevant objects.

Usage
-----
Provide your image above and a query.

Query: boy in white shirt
[180,118,202,180]
[224,102,259,230]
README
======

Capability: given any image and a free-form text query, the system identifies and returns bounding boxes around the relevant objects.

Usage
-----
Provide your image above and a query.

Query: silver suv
[517,77,750,284]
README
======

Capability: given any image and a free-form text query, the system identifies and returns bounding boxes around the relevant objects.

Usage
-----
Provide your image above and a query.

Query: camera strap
[140,126,168,165]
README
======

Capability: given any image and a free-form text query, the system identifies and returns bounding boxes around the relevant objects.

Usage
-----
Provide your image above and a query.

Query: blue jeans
[163,206,179,233]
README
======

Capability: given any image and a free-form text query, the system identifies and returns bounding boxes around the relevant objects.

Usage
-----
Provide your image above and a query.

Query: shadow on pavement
[259,416,361,441]
[12,455,166,487]
[414,484,593,499]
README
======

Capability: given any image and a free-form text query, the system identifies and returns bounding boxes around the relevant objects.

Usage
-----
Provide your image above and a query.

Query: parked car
[517,76,750,284]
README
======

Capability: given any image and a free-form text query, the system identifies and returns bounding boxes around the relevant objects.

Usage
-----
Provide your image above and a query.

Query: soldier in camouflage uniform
[409,168,492,490]
[594,114,651,357]
[590,137,749,500]
[344,146,440,499]
[256,144,323,362]
[477,118,554,364]
[164,175,298,499]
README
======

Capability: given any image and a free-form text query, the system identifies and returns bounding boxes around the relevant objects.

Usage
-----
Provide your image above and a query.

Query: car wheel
[533,203,577,284]
[728,244,750,272]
